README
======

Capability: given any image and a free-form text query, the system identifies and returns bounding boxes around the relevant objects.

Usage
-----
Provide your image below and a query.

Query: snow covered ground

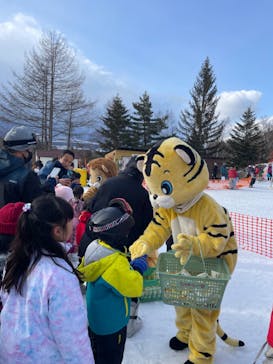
[123,180,273,364]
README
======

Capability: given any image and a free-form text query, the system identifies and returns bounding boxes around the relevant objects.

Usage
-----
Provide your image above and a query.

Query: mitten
[129,239,150,260]
[130,255,148,275]
[172,234,195,265]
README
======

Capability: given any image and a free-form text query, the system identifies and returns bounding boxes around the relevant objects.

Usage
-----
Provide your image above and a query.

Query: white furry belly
[171,215,197,243]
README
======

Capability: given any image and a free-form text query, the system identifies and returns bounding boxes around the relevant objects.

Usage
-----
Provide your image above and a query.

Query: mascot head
[87,158,118,189]
[138,137,209,209]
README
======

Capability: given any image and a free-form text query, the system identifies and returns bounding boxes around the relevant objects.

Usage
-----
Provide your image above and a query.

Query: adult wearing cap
[0,126,45,207]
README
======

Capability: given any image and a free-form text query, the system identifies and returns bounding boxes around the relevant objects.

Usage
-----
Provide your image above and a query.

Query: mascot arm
[83,186,98,201]
[173,206,230,264]
[129,208,171,259]
[173,231,228,265]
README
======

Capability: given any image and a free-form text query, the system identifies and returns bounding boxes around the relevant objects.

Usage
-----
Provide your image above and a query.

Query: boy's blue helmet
[88,198,135,250]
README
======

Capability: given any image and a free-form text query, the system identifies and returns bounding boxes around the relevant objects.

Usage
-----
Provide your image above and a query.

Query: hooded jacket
[0,149,43,207]
[78,156,153,257]
[78,239,143,335]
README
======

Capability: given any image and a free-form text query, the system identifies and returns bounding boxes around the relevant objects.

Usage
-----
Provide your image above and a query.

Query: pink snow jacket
[0,256,94,364]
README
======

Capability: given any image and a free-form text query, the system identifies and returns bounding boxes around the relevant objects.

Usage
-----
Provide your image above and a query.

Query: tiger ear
[174,144,196,165]
[136,155,145,172]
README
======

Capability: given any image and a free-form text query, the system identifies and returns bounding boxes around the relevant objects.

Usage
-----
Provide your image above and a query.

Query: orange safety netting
[230,211,273,258]
[207,178,251,190]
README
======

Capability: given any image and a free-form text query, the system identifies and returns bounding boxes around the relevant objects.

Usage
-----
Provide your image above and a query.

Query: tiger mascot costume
[130,137,244,364]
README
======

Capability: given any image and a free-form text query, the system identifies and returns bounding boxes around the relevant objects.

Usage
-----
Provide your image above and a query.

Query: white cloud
[0,13,41,79]
[216,90,262,122]
[80,55,132,106]
[0,13,132,107]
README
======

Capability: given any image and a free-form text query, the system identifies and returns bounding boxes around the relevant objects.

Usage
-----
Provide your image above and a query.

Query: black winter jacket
[79,157,153,257]
[0,149,44,207]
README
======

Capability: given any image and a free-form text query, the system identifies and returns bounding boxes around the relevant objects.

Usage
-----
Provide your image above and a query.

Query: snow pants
[229,178,237,189]
[249,177,256,187]
[175,306,220,364]
[89,326,127,364]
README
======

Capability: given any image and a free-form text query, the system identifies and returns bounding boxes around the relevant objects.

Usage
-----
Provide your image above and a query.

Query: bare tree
[0,30,95,150]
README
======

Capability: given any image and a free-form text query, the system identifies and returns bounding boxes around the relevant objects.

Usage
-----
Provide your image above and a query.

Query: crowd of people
[211,161,273,190]
[0,125,153,363]
[0,125,273,363]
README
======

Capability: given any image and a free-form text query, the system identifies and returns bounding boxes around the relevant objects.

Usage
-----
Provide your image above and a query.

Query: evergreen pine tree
[98,95,132,152]
[227,107,264,167]
[177,57,224,158]
[130,91,168,149]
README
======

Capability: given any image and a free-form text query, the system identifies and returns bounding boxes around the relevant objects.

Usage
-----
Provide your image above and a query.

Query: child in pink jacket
[0,195,94,364]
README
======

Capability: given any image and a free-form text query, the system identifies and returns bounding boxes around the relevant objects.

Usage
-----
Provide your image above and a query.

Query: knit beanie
[0,202,24,235]
[55,184,74,202]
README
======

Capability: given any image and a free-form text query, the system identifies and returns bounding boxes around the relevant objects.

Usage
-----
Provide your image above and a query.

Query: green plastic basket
[140,267,162,303]
[157,252,230,310]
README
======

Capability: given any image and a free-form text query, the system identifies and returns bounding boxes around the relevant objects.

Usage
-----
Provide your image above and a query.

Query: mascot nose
[153,194,158,200]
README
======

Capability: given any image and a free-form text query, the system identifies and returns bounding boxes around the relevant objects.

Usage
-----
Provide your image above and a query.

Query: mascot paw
[129,240,149,260]
[172,234,193,265]
[169,336,188,351]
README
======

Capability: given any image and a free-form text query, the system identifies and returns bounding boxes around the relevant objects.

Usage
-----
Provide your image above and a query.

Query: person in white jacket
[0,194,94,364]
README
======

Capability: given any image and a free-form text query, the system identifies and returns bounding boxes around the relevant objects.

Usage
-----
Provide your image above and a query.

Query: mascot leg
[187,308,220,364]
[169,306,191,350]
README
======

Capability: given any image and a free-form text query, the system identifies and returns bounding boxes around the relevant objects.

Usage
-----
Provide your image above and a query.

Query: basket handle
[183,239,208,275]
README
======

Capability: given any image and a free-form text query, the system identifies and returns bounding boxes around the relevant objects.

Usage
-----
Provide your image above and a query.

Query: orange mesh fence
[230,211,273,258]
[207,178,251,190]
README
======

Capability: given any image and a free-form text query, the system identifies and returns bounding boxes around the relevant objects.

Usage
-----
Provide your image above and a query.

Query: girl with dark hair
[0,195,94,364]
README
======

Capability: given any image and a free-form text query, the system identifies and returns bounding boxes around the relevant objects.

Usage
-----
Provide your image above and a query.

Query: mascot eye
[96,176,103,182]
[161,180,173,195]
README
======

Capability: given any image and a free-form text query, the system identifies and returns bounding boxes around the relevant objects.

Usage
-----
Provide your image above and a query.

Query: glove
[172,234,193,265]
[129,240,150,260]
[130,255,148,275]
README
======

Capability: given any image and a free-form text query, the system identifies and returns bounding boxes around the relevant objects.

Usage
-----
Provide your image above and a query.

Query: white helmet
[3,126,37,151]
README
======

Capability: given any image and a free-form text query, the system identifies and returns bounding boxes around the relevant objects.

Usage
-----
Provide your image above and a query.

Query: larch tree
[0,30,94,150]
[177,57,225,158]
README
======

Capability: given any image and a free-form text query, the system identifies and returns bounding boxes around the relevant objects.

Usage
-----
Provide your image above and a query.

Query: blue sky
[0,0,273,127]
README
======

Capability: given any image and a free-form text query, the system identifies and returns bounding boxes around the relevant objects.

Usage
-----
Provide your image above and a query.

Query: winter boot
[169,336,188,351]
[127,299,142,338]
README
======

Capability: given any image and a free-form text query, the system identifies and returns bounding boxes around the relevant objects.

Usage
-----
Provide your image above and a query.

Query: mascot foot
[127,300,142,338]
[184,361,194,364]
[169,336,188,351]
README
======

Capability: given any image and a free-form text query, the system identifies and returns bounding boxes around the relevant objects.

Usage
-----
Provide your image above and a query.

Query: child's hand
[130,255,148,275]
